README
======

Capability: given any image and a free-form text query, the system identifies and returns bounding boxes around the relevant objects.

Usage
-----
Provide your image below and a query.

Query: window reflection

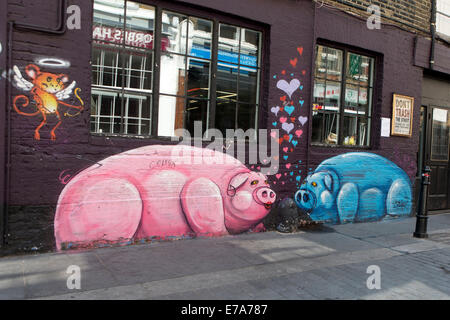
[312,45,374,146]
[91,1,263,138]
[431,108,450,161]
[91,0,154,136]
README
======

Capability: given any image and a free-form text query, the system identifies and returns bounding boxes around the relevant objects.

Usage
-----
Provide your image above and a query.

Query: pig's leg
[336,182,358,223]
[386,178,412,217]
[54,177,143,250]
[355,188,384,222]
[249,222,266,233]
[180,177,229,237]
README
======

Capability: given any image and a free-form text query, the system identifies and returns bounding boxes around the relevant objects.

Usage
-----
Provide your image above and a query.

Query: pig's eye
[311,182,317,187]
[251,180,259,186]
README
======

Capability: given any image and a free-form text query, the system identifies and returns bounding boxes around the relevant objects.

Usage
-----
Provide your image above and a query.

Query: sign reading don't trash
[392,94,414,137]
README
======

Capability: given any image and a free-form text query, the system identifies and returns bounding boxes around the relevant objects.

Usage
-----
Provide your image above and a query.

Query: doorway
[419,106,450,211]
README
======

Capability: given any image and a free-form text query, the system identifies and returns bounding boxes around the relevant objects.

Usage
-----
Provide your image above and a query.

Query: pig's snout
[254,187,276,209]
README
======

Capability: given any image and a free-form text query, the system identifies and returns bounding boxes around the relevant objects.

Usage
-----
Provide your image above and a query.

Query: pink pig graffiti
[54,145,276,250]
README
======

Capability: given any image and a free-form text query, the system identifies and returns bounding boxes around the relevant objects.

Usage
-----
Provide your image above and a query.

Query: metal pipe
[306,0,318,178]
[2,0,68,246]
[414,166,431,238]
[430,0,437,70]
[3,22,13,246]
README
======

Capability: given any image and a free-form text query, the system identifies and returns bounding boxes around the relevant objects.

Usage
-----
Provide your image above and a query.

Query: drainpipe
[0,0,7,247]
[3,0,68,246]
[430,0,436,70]
[306,1,318,177]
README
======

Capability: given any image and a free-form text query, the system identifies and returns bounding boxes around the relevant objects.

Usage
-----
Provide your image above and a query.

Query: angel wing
[12,65,34,91]
[55,81,77,100]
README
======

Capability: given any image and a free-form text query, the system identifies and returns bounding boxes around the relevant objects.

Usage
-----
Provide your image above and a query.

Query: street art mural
[271,45,308,186]
[12,63,84,141]
[294,152,412,224]
[54,145,276,250]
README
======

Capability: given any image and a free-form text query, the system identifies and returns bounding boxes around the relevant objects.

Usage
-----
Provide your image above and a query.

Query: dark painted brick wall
[2,0,424,254]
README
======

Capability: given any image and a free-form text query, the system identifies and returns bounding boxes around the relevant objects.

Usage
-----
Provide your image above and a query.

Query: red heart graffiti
[297,46,304,56]
[281,70,286,75]
[290,57,298,67]
[280,96,287,102]
[302,70,306,76]
[283,135,290,141]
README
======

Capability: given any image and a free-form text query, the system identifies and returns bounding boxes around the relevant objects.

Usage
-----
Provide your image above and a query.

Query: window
[431,108,450,161]
[312,45,375,147]
[91,0,263,138]
[92,0,155,135]
[436,0,450,39]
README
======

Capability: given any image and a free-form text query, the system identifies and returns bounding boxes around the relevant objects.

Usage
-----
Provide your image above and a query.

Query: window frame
[311,41,378,149]
[89,0,268,141]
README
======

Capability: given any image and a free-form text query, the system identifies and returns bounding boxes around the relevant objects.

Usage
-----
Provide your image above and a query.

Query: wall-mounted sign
[391,94,414,137]
[381,117,391,137]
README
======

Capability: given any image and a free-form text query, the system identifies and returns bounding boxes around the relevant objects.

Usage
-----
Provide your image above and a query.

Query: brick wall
[1,0,424,255]
[319,0,432,34]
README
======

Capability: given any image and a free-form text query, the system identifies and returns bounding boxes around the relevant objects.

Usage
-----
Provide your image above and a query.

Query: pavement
[0,213,450,300]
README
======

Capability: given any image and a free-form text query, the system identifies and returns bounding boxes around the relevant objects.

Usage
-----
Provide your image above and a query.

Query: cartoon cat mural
[54,145,276,250]
[294,152,412,224]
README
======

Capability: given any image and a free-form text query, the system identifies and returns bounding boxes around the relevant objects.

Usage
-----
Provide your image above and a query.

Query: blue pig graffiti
[294,152,412,224]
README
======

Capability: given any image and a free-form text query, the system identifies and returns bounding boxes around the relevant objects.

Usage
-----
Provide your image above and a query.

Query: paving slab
[0,213,449,300]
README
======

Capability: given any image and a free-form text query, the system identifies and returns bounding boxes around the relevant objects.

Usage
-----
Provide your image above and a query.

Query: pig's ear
[323,171,339,193]
[227,172,249,196]
[324,174,333,191]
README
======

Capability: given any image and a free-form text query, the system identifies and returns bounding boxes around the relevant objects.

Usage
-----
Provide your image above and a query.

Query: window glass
[312,45,374,146]
[92,1,262,138]
[189,17,212,60]
[214,23,261,134]
[431,108,450,161]
[187,58,210,99]
[158,10,213,137]
[163,11,189,55]
[91,0,154,136]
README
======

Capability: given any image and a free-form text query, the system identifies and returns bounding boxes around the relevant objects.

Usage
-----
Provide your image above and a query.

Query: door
[423,106,450,211]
